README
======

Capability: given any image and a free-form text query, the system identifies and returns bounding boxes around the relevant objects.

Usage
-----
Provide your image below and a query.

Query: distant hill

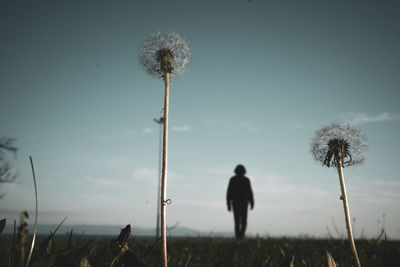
[1,223,232,238]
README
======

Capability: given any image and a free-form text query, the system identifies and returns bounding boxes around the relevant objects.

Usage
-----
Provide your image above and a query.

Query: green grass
[1,236,399,266]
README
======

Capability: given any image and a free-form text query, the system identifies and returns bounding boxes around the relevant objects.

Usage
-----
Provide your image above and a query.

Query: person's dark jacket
[226,175,254,210]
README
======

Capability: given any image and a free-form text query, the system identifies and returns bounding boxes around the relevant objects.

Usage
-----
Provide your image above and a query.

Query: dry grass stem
[26,156,38,267]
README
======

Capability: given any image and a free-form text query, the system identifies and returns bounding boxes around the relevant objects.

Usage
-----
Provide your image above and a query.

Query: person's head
[234,164,246,175]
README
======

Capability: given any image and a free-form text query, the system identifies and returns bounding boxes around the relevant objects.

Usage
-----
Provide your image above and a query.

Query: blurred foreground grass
[0,235,399,266]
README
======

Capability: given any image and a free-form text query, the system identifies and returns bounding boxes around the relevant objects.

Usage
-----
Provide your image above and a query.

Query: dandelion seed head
[140,32,190,79]
[311,123,366,168]
[156,48,175,74]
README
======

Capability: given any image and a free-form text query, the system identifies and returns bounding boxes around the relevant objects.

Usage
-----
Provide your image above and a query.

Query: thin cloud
[87,129,136,139]
[343,112,400,125]
[202,166,232,176]
[205,120,218,127]
[83,176,116,186]
[110,129,136,138]
[142,127,154,134]
[252,173,333,202]
[241,122,259,132]
[172,125,191,132]
[203,120,260,132]
[126,129,135,135]
[355,179,400,200]
[132,167,182,185]
[291,123,304,129]
[132,167,158,186]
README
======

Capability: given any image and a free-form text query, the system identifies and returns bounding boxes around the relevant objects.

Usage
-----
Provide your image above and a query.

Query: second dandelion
[140,32,190,267]
[311,123,366,267]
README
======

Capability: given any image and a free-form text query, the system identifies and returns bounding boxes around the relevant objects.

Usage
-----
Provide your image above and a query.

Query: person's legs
[233,209,240,239]
[240,207,248,238]
[234,204,248,239]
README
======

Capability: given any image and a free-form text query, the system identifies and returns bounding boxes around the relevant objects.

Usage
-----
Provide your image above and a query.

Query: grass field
[1,235,399,266]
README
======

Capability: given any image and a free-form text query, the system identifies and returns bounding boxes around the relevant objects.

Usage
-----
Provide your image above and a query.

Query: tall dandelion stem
[160,72,170,267]
[337,154,361,267]
[140,32,190,267]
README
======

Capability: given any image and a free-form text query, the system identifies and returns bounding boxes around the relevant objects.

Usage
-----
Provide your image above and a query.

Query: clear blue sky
[1,0,399,238]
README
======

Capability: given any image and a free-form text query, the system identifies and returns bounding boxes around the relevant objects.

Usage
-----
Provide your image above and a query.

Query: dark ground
[0,235,399,266]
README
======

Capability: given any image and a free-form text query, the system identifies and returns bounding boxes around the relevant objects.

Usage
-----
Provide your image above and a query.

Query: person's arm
[227,179,232,211]
[248,179,254,210]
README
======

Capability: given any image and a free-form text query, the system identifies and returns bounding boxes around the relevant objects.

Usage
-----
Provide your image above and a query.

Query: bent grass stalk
[26,156,38,267]
[326,251,337,267]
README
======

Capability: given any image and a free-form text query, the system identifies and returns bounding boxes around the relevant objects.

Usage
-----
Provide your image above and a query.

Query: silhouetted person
[226,164,254,239]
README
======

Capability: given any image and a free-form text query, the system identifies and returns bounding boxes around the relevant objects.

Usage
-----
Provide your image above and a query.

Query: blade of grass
[326,251,337,267]
[11,220,16,267]
[26,156,38,267]
[0,218,6,235]
[53,216,68,235]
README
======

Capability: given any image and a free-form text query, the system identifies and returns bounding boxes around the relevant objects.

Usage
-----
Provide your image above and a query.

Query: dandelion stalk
[312,124,366,267]
[336,155,360,267]
[140,32,190,267]
[154,117,164,240]
[160,72,170,266]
